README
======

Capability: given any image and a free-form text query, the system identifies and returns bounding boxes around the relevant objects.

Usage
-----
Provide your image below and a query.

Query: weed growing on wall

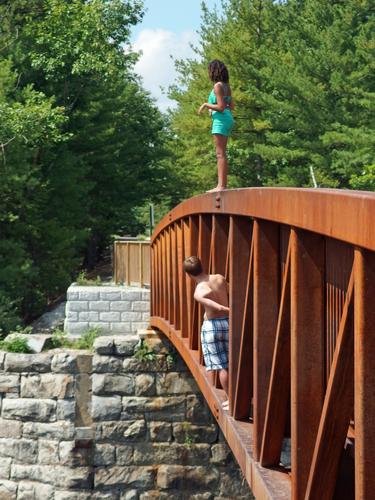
[51,328,99,350]
[182,422,195,446]
[76,272,103,286]
[134,340,156,362]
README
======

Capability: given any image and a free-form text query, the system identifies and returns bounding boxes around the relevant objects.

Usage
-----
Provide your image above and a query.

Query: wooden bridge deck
[149,188,375,500]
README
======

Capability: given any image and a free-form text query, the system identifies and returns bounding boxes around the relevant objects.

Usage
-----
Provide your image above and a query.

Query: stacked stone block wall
[0,334,253,499]
[65,285,150,336]
[0,349,94,499]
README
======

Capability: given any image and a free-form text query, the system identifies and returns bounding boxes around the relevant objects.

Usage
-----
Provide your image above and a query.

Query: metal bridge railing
[150,187,375,500]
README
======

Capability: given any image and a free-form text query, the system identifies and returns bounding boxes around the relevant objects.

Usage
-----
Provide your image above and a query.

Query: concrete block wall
[65,285,150,336]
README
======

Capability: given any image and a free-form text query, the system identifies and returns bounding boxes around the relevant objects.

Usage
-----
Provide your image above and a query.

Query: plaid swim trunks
[201,317,229,371]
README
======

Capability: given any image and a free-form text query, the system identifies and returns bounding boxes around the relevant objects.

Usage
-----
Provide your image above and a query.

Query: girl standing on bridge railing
[198,60,235,193]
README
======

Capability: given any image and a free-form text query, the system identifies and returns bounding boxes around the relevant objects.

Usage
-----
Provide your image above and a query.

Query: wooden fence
[113,239,150,286]
[150,188,375,500]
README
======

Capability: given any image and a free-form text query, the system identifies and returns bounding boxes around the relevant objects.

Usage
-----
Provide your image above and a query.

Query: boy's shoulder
[209,273,226,281]
[208,274,227,289]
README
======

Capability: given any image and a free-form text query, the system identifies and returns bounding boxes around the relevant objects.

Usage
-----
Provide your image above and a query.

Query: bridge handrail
[150,187,375,500]
[152,187,375,251]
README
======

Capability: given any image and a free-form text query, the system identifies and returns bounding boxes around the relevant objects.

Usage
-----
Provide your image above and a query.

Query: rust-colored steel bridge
[149,188,375,500]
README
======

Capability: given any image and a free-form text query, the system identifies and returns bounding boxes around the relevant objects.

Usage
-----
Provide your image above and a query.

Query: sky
[131,0,222,112]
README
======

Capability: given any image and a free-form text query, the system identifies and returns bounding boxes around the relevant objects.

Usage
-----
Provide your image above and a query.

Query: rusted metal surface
[229,216,252,415]
[354,249,375,499]
[253,220,280,461]
[305,272,354,500]
[290,229,325,499]
[260,242,291,467]
[150,188,375,500]
[152,188,375,251]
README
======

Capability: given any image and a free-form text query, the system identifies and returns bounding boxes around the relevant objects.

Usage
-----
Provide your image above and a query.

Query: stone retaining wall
[0,349,93,499]
[65,285,150,336]
[0,333,253,499]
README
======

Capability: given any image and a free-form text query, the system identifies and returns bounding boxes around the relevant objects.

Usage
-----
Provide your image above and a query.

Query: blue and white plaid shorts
[201,317,229,371]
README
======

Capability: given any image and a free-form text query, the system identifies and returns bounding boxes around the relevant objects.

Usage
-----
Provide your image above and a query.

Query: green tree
[0,0,171,330]
[168,0,375,191]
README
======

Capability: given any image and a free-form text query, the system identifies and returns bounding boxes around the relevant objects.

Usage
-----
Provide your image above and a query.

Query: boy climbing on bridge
[183,256,230,410]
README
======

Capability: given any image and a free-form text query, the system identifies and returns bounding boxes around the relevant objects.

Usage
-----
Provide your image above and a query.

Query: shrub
[0,335,33,353]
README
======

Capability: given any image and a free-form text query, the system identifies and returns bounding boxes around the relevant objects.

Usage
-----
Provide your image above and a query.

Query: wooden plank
[211,215,229,275]
[182,218,193,342]
[354,249,375,500]
[233,233,254,418]
[260,241,291,466]
[170,224,180,330]
[229,216,253,416]
[126,242,130,285]
[158,238,163,319]
[128,243,140,284]
[166,228,174,325]
[253,219,280,460]
[115,241,150,286]
[290,229,325,500]
[150,244,155,316]
[184,217,199,349]
[139,244,144,287]
[225,236,230,281]
[161,232,168,320]
[194,215,212,355]
[305,271,354,500]
[114,241,119,283]
[142,243,151,286]
[176,222,188,337]
[154,239,160,317]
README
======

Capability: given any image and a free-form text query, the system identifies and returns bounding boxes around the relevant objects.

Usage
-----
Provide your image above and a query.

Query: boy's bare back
[194,274,229,320]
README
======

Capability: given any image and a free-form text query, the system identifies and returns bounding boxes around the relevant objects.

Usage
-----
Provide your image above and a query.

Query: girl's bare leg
[207,134,228,192]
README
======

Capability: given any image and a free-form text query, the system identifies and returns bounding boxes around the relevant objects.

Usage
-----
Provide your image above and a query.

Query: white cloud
[132,29,199,112]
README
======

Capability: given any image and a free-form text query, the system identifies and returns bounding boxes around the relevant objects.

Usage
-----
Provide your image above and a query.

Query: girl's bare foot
[206,186,226,193]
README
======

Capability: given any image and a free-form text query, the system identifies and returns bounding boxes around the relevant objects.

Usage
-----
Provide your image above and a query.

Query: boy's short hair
[183,256,203,276]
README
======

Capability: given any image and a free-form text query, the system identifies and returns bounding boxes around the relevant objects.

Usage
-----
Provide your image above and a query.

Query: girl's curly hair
[208,60,229,83]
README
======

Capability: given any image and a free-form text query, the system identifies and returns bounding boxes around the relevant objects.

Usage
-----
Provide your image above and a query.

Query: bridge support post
[290,229,324,500]
[354,249,375,500]
[253,220,279,460]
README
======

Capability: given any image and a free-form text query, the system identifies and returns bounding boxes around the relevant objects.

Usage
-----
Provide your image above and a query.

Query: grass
[76,271,103,286]
[51,327,99,350]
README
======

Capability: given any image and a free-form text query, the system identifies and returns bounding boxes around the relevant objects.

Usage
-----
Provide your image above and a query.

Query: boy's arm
[194,289,230,314]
